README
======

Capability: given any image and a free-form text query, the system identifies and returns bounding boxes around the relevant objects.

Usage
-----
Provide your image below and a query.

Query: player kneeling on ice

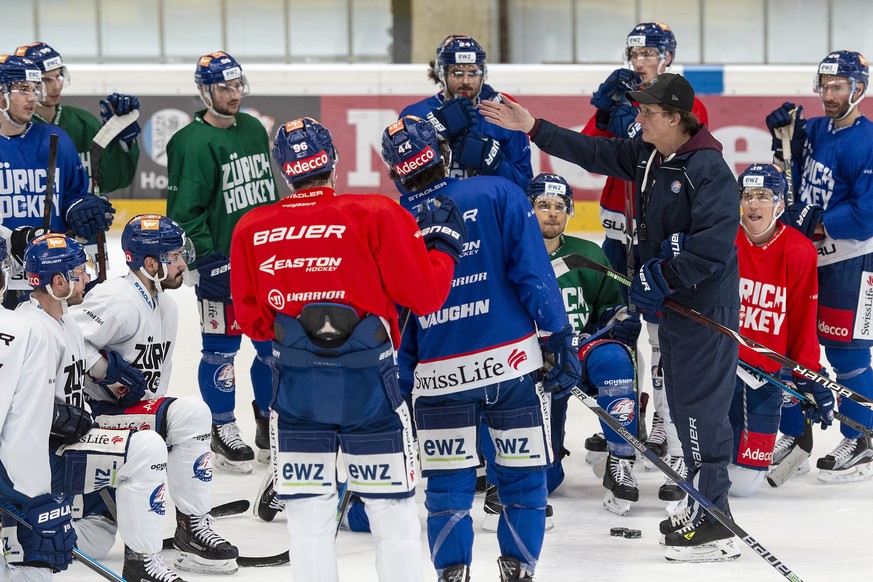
[67,215,239,578]
[11,233,181,581]
[230,117,461,582]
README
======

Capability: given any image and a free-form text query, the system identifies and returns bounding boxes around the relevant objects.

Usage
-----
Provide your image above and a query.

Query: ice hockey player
[0,235,76,581]
[12,233,180,581]
[523,172,645,517]
[766,50,873,482]
[381,115,580,581]
[167,51,281,472]
[69,214,239,576]
[0,55,114,305]
[399,35,532,189]
[231,116,461,582]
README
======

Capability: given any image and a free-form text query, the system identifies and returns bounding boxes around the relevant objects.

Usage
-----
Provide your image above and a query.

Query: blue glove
[195,252,231,301]
[99,93,141,144]
[453,132,504,174]
[97,350,147,407]
[415,193,467,263]
[594,108,610,131]
[590,68,642,111]
[64,194,115,239]
[598,305,641,346]
[539,324,582,397]
[19,494,76,572]
[660,231,691,260]
[630,259,675,316]
[50,403,95,445]
[426,97,477,141]
[765,102,806,161]
[779,201,824,240]
[796,374,835,429]
[607,101,640,138]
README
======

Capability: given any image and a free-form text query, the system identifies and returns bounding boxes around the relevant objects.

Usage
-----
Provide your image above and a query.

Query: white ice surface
[63,232,873,582]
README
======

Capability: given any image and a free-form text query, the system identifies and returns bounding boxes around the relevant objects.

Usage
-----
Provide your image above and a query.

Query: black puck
[610,527,627,537]
[623,528,642,539]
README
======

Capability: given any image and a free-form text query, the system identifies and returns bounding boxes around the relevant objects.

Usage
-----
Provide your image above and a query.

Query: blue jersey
[798,115,873,264]
[398,176,567,397]
[0,122,90,233]
[400,85,532,190]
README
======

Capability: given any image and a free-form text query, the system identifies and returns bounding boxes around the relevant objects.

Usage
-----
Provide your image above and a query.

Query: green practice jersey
[549,234,624,334]
[34,104,139,194]
[166,111,280,258]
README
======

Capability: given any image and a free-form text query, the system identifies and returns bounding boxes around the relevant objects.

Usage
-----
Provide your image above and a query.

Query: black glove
[65,194,115,239]
[10,226,48,263]
[590,68,642,111]
[595,108,611,131]
[19,494,76,572]
[659,231,691,260]
[539,325,582,397]
[50,403,95,445]
[426,97,477,141]
[779,202,824,240]
[99,93,141,144]
[765,102,806,161]
[195,252,231,301]
[96,350,147,407]
[796,374,835,429]
[415,193,467,263]
[453,132,504,174]
[607,101,641,138]
[598,305,642,346]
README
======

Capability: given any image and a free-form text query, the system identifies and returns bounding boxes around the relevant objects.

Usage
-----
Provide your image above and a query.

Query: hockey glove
[195,252,231,301]
[765,102,806,162]
[659,231,691,260]
[796,374,835,429]
[96,350,147,407]
[416,193,467,263]
[19,494,76,572]
[607,101,641,139]
[453,132,504,174]
[10,226,48,263]
[64,194,115,239]
[630,259,676,316]
[780,201,824,240]
[99,93,142,144]
[539,324,582,397]
[590,68,642,111]
[595,108,610,131]
[50,403,95,445]
[598,305,642,347]
[426,97,477,141]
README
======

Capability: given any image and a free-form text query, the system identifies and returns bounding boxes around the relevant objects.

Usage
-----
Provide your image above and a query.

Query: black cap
[627,73,694,112]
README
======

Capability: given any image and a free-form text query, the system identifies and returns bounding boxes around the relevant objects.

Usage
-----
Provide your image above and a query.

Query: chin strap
[139,264,168,294]
[833,80,866,122]
[198,87,235,121]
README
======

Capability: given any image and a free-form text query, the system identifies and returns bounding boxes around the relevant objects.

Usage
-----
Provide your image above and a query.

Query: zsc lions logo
[193,452,213,483]
[149,483,167,515]
[607,398,636,425]
[670,180,682,193]
[214,364,235,392]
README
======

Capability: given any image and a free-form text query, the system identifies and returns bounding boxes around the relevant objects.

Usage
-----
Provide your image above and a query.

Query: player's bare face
[534,197,568,240]
[160,252,187,290]
[65,266,90,306]
[210,82,244,116]
[741,189,780,240]
[817,76,854,119]
[629,48,669,84]
[4,84,38,125]
[40,70,64,107]
[445,65,484,101]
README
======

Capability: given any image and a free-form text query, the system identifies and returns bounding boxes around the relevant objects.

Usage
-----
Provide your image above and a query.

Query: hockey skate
[584,432,608,465]
[664,515,741,562]
[439,564,470,582]
[658,454,688,516]
[123,547,187,582]
[211,422,255,474]
[252,400,270,464]
[498,556,534,581]
[602,453,638,516]
[482,484,554,532]
[767,423,813,487]
[658,503,692,545]
[817,436,873,483]
[173,510,239,574]
[254,468,285,522]
[643,412,668,470]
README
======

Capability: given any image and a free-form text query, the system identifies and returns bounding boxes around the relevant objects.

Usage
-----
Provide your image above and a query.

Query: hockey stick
[570,386,804,581]
[774,108,797,205]
[622,183,646,441]
[0,498,125,582]
[563,253,873,409]
[43,133,59,230]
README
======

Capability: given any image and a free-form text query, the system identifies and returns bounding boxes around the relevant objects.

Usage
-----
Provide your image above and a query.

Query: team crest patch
[670,180,682,193]
[607,398,636,425]
[214,364,235,392]
[193,452,213,482]
[149,483,167,515]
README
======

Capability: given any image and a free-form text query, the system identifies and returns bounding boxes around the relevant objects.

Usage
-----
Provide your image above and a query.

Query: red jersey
[735,223,821,374]
[230,187,454,346]
[583,97,709,242]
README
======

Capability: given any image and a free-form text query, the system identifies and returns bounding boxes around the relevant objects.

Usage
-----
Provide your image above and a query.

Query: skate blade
[545,515,555,532]
[214,455,253,475]
[481,512,499,532]
[256,448,271,464]
[175,552,239,575]
[602,491,632,516]
[664,538,741,562]
[592,456,608,479]
[585,450,607,466]
[817,462,873,484]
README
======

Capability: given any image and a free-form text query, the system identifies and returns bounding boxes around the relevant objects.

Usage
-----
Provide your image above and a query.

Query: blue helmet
[381,115,443,184]
[526,173,575,217]
[14,42,69,87]
[272,117,337,186]
[122,214,193,271]
[737,163,787,200]
[0,54,42,89]
[24,233,87,289]
[436,35,487,82]
[817,50,868,88]
[195,51,248,88]
[626,22,677,61]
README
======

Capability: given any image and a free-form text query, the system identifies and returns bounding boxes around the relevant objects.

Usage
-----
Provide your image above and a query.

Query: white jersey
[0,309,53,499]
[16,299,90,412]
[70,273,178,400]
